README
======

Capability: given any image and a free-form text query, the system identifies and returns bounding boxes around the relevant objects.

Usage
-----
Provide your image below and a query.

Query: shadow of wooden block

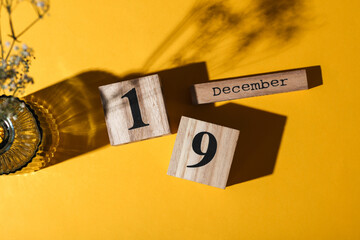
[305,66,323,89]
[154,63,287,186]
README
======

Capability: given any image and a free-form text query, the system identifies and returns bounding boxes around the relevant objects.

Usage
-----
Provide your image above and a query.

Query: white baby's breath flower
[21,51,30,57]
[37,1,45,8]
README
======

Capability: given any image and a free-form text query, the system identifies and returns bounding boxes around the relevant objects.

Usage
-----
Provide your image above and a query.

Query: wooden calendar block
[167,117,240,189]
[192,69,308,104]
[99,74,170,145]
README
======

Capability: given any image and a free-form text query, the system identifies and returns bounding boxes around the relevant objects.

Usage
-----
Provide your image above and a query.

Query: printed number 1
[121,88,149,130]
[187,131,217,168]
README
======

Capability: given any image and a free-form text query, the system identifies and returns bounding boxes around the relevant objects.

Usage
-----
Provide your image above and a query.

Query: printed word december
[212,79,288,96]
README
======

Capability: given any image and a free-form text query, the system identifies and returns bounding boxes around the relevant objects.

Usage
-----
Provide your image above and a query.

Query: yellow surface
[1,0,360,239]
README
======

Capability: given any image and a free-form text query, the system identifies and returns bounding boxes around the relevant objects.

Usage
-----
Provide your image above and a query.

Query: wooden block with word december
[192,69,308,104]
[99,74,170,145]
[167,116,240,189]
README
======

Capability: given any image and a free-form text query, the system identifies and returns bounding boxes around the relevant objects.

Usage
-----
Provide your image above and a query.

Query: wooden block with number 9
[167,116,240,189]
[99,74,170,145]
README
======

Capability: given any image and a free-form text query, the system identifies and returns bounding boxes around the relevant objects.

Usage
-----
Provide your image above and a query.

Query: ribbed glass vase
[0,95,42,175]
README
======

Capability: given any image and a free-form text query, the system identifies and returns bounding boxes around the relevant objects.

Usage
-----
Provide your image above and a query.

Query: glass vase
[0,95,42,175]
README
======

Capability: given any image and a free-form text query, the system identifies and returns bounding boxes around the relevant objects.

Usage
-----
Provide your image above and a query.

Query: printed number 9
[187,131,217,168]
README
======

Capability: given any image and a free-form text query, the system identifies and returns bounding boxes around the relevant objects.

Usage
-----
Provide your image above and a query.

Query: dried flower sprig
[0,0,49,119]
[1,43,35,96]
[0,95,25,119]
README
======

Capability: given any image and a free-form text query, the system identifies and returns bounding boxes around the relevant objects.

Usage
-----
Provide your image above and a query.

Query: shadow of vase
[23,71,138,170]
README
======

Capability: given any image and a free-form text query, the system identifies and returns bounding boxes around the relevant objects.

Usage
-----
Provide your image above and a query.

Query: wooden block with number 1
[99,74,170,145]
[167,117,240,189]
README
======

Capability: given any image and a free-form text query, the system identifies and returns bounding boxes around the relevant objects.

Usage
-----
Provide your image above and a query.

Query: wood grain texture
[192,69,308,104]
[99,74,170,145]
[167,116,240,189]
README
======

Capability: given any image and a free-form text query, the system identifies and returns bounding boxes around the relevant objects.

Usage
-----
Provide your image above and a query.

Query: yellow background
[1,0,360,239]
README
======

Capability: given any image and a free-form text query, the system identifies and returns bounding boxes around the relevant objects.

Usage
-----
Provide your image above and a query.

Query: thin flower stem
[16,17,41,39]
[11,0,18,12]
[8,13,16,40]
[1,79,5,94]
[5,39,14,61]
[5,4,16,62]
[0,1,4,61]
[13,85,25,96]
[31,2,41,17]
[13,86,18,96]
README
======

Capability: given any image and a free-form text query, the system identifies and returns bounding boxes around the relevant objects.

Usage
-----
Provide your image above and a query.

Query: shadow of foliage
[144,0,307,74]
[24,71,137,168]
